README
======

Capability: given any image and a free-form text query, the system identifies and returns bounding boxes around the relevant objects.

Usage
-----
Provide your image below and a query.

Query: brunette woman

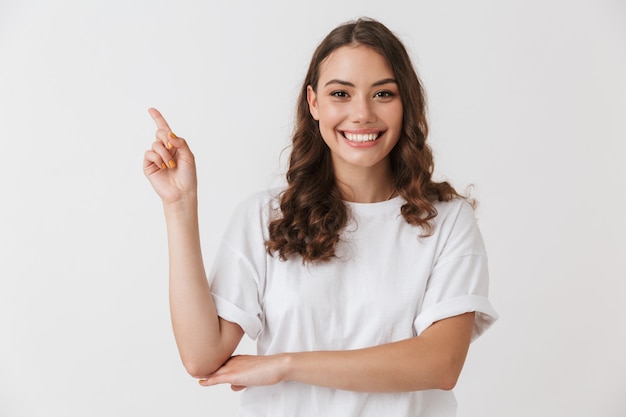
[144,17,497,417]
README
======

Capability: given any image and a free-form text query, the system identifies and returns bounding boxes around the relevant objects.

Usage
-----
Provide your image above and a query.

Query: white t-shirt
[208,189,498,417]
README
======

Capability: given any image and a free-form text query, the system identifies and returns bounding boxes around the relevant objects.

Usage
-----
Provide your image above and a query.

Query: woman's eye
[330,91,349,98]
[375,90,395,98]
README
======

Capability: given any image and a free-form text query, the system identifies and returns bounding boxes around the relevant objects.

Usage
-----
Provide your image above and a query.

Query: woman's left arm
[199,312,475,392]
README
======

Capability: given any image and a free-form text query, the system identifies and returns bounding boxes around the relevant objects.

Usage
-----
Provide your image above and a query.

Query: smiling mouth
[342,132,384,143]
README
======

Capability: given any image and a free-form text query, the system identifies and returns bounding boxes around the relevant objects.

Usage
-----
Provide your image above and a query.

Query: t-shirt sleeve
[207,194,270,340]
[413,201,498,341]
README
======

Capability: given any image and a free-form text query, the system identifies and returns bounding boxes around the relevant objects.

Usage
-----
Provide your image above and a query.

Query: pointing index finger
[148,107,172,131]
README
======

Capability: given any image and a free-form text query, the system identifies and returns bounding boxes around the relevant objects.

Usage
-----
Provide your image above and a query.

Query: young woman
[144,17,497,417]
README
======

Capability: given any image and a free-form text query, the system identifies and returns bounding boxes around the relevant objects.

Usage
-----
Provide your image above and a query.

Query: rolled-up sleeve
[414,201,498,340]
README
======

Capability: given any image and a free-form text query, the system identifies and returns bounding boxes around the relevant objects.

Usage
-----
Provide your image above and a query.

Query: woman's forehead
[318,45,394,85]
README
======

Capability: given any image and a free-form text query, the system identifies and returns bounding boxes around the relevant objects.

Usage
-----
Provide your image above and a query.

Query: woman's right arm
[143,108,244,378]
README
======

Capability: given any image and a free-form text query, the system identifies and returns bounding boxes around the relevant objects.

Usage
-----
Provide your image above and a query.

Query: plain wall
[1,0,624,416]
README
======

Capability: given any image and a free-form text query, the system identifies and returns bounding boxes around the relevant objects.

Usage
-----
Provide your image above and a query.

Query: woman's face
[307,44,403,177]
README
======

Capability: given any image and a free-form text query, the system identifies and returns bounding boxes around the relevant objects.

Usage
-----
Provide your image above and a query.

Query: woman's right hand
[143,108,197,206]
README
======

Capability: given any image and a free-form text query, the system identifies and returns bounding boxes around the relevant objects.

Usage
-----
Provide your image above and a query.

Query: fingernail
[169,132,177,139]
[161,162,167,169]
[198,379,207,385]
[166,141,173,149]
[168,160,176,168]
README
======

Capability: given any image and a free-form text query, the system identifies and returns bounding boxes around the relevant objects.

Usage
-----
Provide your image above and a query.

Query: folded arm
[200,312,475,392]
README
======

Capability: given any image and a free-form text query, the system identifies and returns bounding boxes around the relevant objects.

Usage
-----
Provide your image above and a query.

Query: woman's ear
[306,85,320,121]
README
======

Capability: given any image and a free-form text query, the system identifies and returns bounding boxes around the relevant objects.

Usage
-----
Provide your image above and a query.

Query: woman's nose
[350,96,376,124]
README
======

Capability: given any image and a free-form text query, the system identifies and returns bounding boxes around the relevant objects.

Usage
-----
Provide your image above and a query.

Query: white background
[1,0,625,416]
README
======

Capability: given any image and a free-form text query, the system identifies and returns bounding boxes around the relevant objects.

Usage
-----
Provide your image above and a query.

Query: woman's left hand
[198,354,289,391]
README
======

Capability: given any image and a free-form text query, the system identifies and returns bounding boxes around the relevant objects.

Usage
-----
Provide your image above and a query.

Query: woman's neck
[335,163,395,204]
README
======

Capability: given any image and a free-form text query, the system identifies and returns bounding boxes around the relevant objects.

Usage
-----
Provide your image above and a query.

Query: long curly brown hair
[266,17,464,263]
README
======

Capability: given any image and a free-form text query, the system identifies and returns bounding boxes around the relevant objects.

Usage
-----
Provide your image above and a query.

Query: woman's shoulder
[429,197,486,255]
[432,196,475,217]
[235,187,283,212]
[220,188,283,244]
[227,187,284,225]
[430,197,480,234]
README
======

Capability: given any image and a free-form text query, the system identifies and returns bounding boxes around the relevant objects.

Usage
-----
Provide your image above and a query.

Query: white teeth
[344,132,379,142]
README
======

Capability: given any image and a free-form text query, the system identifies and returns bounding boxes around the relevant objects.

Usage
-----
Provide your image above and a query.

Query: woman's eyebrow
[372,78,397,87]
[324,78,398,87]
[324,79,354,87]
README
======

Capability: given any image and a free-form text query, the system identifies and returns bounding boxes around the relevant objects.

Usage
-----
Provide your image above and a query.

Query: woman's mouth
[342,131,384,143]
